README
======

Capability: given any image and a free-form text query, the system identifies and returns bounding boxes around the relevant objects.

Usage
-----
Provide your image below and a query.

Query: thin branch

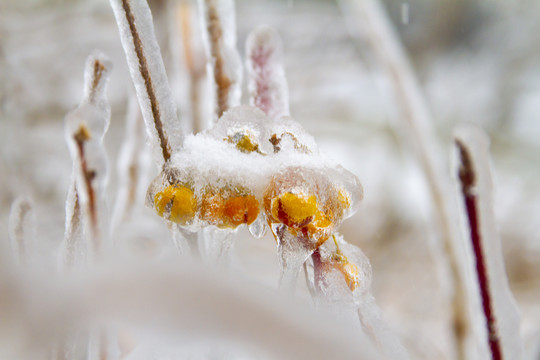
[199,0,242,119]
[62,180,82,269]
[454,124,522,360]
[339,0,469,357]
[176,2,206,133]
[245,25,289,120]
[64,52,113,263]
[111,95,148,232]
[110,0,183,167]
[73,125,100,251]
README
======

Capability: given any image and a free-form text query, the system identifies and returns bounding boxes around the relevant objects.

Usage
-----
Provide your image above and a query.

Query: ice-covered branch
[8,197,33,265]
[64,52,112,263]
[110,0,183,167]
[176,1,207,133]
[111,96,150,232]
[340,0,469,356]
[454,124,522,360]
[245,25,289,120]
[199,0,242,119]
[62,181,83,269]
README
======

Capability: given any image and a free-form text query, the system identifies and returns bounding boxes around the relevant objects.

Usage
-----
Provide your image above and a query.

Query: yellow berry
[153,185,197,225]
[272,192,318,226]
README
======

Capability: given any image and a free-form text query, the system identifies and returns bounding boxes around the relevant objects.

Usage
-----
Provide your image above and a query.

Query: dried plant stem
[8,197,33,265]
[110,0,183,167]
[62,178,83,269]
[73,125,101,256]
[340,0,468,356]
[64,53,112,264]
[454,125,522,360]
[111,96,147,232]
[177,2,206,133]
[199,0,241,119]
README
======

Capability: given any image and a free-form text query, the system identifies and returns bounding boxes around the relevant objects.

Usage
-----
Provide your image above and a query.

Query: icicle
[454,124,523,360]
[110,0,183,167]
[63,51,112,263]
[245,25,289,120]
[8,197,33,265]
[198,0,242,120]
[273,224,313,293]
[199,226,235,265]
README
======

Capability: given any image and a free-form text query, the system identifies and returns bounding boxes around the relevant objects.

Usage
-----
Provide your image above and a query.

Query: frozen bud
[211,105,273,154]
[313,235,372,297]
[269,116,317,153]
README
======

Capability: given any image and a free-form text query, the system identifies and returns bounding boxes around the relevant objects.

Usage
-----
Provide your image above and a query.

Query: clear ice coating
[145,106,363,238]
[245,25,289,120]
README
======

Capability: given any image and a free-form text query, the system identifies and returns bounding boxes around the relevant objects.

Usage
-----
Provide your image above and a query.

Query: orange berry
[223,195,260,227]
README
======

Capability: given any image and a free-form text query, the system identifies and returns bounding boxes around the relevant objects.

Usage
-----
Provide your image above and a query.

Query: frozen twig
[199,0,242,119]
[454,124,522,360]
[62,181,83,269]
[8,197,33,265]
[176,1,207,133]
[110,0,183,167]
[64,52,112,263]
[245,25,289,120]
[111,96,149,232]
[340,0,469,356]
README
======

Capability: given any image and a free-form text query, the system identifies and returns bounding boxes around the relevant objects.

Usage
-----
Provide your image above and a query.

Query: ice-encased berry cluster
[146,105,362,250]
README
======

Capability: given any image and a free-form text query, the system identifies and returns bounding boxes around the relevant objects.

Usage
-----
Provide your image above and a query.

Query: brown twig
[177,2,206,133]
[89,60,106,103]
[121,0,171,162]
[204,0,232,118]
[73,124,101,255]
[63,181,82,268]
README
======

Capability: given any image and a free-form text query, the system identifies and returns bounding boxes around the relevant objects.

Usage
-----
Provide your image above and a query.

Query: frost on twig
[199,0,242,119]
[8,197,33,265]
[454,124,522,360]
[62,181,83,269]
[111,95,151,232]
[339,0,469,356]
[174,1,207,134]
[245,25,289,120]
[110,0,183,167]
[63,52,112,263]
